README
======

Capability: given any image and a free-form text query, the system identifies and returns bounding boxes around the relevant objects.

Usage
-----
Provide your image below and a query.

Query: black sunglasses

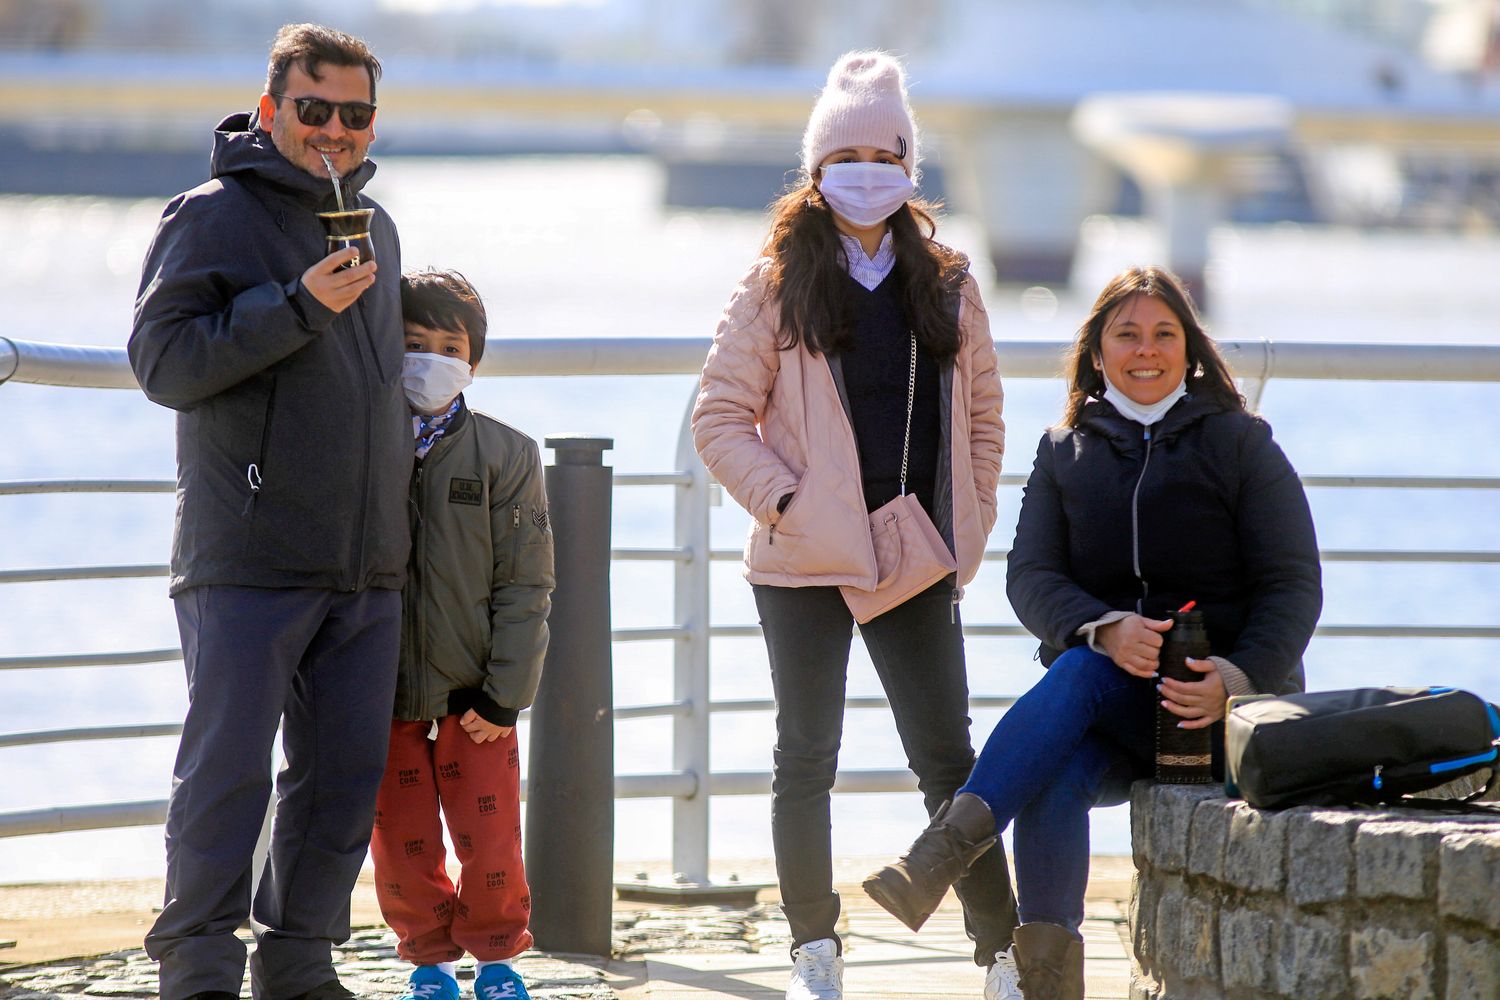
[270,92,376,131]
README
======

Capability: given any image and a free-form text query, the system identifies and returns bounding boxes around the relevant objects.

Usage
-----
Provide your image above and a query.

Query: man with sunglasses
[129,23,409,1000]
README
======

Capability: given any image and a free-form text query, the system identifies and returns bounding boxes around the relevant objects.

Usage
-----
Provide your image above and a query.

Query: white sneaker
[787,937,843,999]
[984,946,1025,1000]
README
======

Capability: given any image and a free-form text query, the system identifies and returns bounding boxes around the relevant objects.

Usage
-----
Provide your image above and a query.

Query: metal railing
[3,335,1499,881]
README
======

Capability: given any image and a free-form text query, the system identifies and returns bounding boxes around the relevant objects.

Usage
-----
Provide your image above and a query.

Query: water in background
[1,155,1498,884]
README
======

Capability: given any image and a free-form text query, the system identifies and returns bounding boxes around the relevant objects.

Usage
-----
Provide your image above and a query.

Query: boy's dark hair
[266,23,382,103]
[401,270,489,365]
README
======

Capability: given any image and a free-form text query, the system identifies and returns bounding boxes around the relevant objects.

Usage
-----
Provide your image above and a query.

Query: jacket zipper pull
[513,504,521,529]
[951,587,960,625]
[410,467,424,526]
[242,463,263,517]
[769,522,776,545]
[1373,764,1384,791]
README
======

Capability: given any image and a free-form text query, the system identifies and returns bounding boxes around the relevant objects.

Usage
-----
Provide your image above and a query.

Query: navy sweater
[838,273,941,514]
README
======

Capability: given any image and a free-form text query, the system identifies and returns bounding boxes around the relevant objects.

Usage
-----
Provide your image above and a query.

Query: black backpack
[1225,687,1500,810]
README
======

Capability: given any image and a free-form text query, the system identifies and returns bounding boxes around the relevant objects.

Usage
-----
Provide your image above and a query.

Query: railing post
[671,397,712,883]
[525,434,614,956]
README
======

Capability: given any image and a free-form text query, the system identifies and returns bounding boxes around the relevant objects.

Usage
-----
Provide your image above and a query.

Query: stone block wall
[1128,782,1500,999]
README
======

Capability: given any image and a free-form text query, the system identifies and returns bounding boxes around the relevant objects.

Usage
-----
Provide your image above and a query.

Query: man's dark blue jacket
[129,112,411,595]
[1006,394,1322,695]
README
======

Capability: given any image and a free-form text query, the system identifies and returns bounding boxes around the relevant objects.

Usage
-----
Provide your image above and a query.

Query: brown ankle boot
[1012,922,1085,1000]
[861,792,997,932]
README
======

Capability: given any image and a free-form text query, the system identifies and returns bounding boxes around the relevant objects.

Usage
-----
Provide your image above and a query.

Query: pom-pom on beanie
[801,50,919,179]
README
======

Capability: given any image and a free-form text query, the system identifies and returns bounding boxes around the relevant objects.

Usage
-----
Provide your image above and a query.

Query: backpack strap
[1387,767,1500,814]
[1383,797,1500,816]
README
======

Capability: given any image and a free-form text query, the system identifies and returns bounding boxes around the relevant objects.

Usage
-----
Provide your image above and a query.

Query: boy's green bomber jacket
[395,398,555,727]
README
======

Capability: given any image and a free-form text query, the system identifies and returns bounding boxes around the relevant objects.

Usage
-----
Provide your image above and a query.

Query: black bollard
[525,435,614,956]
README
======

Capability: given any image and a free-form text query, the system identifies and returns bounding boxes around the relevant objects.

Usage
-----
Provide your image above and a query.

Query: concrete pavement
[620,863,1131,999]
[0,856,1136,999]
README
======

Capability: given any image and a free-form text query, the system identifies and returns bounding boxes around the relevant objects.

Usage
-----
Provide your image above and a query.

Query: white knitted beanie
[801,50,919,179]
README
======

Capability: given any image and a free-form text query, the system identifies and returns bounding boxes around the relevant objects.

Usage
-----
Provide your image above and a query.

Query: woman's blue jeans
[959,646,1156,933]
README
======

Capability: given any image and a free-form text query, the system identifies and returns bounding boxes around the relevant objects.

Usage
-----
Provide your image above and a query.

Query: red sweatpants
[371,716,533,964]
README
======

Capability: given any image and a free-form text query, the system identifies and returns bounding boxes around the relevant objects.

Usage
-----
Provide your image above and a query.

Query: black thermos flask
[1154,605,1215,784]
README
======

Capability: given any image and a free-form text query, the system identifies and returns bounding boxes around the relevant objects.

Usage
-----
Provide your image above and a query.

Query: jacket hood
[1079,392,1228,448]
[210,111,377,210]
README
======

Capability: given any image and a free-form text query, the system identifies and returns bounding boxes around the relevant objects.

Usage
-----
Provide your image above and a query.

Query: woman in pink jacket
[691,51,1018,1000]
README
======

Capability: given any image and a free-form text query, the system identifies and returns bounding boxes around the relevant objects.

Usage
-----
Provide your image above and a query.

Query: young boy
[371,270,555,1000]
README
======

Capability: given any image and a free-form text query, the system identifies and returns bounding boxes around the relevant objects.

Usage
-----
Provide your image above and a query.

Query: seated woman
[861,265,1322,999]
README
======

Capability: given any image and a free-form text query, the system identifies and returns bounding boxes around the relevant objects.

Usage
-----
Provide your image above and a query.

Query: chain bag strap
[839,332,956,624]
[899,334,916,496]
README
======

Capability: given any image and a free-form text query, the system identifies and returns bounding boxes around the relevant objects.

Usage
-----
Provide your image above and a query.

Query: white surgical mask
[1102,373,1187,426]
[817,162,914,227]
[402,353,473,414]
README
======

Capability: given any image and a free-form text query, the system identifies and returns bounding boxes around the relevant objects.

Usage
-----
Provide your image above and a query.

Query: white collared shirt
[838,230,896,291]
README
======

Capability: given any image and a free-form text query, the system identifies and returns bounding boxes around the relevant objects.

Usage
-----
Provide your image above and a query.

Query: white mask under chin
[402,353,473,413]
[817,162,915,227]
[1101,373,1188,426]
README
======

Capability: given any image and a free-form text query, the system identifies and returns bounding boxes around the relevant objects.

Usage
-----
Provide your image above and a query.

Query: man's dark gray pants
[145,585,401,1000]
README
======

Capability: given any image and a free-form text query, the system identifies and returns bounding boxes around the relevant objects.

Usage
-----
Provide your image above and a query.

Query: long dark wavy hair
[760,180,968,359]
[1060,265,1243,427]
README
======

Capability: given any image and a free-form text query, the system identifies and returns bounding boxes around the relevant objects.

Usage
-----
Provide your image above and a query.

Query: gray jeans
[753,580,1018,966]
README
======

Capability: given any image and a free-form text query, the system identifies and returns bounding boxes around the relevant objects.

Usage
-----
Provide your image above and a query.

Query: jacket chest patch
[448,478,483,506]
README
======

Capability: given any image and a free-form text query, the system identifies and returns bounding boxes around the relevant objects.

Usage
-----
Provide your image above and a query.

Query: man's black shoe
[183,992,240,1000]
[283,980,358,1000]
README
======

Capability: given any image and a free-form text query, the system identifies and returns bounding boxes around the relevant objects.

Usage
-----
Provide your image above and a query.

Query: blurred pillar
[1072,93,1293,311]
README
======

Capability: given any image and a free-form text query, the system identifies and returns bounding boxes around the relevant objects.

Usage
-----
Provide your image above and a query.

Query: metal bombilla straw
[320,152,347,213]
[319,152,356,263]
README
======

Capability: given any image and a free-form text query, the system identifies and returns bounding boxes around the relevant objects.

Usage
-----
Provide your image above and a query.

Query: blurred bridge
[3,2,1500,290]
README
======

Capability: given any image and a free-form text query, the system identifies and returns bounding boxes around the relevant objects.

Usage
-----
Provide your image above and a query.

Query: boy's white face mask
[402,353,473,414]
[817,161,915,227]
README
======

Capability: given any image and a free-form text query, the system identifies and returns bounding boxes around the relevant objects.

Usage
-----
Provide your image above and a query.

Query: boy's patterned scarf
[413,396,462,460]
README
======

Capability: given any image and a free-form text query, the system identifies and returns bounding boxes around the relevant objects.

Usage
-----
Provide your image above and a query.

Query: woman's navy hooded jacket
[1005,393,1321,695]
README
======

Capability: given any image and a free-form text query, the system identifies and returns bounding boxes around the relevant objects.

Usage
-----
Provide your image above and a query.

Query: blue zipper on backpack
[1420,690,1500,774]
[1430,748,1499,774]
[1373,689,1500,784]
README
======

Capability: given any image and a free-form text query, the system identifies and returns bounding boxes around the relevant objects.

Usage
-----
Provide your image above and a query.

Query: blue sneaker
[473,963,530,1000]
[400,966,460,1000]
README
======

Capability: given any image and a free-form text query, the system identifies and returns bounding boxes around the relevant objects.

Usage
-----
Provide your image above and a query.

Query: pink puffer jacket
[691,258,1005,590]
